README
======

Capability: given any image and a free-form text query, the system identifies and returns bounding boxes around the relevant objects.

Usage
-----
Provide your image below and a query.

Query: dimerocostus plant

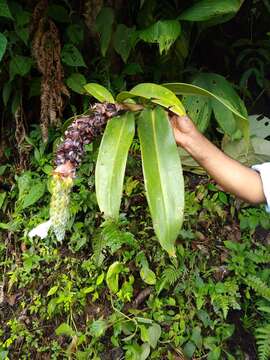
[29,82,248,256]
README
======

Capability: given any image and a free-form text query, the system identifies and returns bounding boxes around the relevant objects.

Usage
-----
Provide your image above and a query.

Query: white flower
[28,220,52,239]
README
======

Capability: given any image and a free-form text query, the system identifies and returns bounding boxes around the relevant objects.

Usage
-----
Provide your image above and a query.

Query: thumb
[170,114,195,134]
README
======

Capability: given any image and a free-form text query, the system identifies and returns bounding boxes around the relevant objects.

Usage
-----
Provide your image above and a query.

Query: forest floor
[1,149,270,359]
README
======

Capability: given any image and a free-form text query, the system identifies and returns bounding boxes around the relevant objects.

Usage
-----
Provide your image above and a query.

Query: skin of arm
[170,115,266,204]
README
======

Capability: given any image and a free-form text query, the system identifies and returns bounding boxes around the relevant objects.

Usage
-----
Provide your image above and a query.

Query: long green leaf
[163,81,249,140]
[95,112,135,219]
[84,83,115,103]
[117,83,185,116]
[179,0,242,22]
[0,32,7,62]
[138,107,184,256]
[96,7,114,57]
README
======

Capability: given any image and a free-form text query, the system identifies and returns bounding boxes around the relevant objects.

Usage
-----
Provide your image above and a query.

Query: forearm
[184,132,266,204]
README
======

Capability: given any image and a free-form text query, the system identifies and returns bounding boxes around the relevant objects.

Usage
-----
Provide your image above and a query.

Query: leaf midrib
[151,110,170,241]
[108,117,127,217]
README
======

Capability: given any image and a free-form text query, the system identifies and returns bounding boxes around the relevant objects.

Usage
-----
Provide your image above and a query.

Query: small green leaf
[96,112,135,219]
[207,346,221,360]
[9,55,33,81]
[0,193,6,209]
[22,182,46,209]
[0,32,7,62]
[113,24,137,62]
[140,325,149,343]
[90,319,107,338]
[140,267,156,285]
[84,83,115,103]
[148,324,161,349]
[138,107,184,256]
[66,24,84,45]
[96,272,105,286]
[106,261,123,293]
[140,343,151,360]
[55,323,75,337]
[96,7,114,56]
[183,341,196,358]
[139,20,181,54]
[61,44,86,67]
[0,0,13,19]
[47,286,59,297]
[191,326,202,348]
[66,73,87,94]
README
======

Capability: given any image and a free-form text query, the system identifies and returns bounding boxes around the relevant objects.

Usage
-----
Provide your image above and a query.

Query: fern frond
[246,275,270,301]
[92,221,137,266]
[212,294,229,318]
[256,324,270,360]
[162,265,182,286]
[248,250,270,264]
[101,221,136,253]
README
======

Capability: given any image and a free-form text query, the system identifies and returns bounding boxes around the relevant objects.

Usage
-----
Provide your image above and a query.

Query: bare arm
[171,115,266,204]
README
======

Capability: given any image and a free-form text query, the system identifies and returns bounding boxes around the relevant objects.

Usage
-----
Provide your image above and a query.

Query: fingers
[170,114,195,133]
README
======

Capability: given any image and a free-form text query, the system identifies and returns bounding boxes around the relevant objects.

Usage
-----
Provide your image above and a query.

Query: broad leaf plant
[30,82,248,256]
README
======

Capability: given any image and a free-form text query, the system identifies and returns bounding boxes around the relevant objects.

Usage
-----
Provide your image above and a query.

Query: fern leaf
[246,275,270,301]
[92,230,106,267]
[162,265,182,286]
[248,250,270,264]
[256,324,270,360]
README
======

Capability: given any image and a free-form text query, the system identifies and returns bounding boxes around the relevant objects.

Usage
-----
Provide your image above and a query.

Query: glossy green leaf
[84,83,115,103]
[113,24,137,63]
[22,182,46,209]
[95,112,135,219]
[138,107,184,256]
[164,77,249,140]
[96,7,114,56]
[106,261,123,293]
[140,266,156,285]
[182,95,211,132]
[183,341,196,358]
[90,319,107,338]
[0,193,6,209]
[61,44,86,67]
[66,73,87,94]
[140,343,151,360]
[66,24,84,45]
[55,323,75,337]
[0,32,7,62]
[9,55,33,81]
[148,324,161,349]
[139,20,181,54]
[117,83,185,116]
[179,0,242,22]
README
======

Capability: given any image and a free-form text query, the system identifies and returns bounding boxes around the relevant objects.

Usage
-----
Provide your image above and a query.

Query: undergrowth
[1,128,270,360]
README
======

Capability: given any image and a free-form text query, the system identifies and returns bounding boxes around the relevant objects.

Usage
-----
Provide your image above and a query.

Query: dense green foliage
[1,0,270,359]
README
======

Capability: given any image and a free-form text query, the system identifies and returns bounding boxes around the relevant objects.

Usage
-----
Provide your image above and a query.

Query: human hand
[170,114,199,149]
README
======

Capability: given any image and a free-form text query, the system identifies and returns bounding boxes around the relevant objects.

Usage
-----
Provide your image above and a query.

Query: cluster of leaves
[1,0,270,359]
[1,126,270,359]
[1,0,269,148]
